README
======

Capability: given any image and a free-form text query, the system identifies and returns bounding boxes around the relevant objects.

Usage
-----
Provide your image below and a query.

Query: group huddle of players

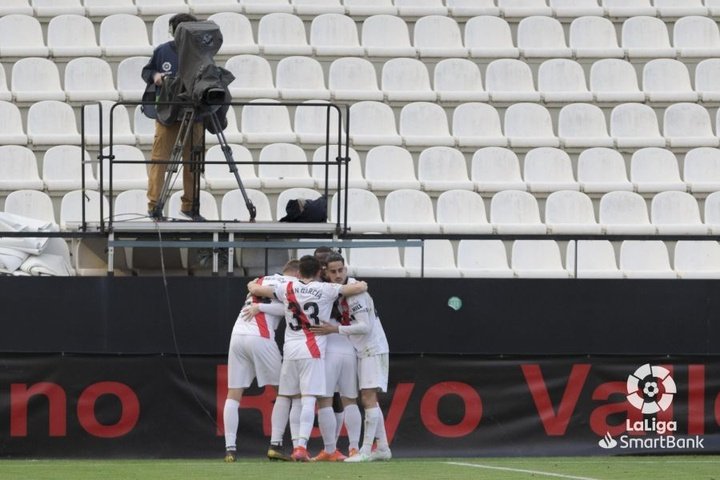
[222,248,391,463]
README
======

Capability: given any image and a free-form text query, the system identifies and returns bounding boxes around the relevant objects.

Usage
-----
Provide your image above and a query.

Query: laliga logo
[626,364,677,414]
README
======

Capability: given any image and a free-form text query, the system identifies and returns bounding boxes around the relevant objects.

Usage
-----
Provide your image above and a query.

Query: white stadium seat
[452,103,506,148]
[85,0,137,16]
[206,106,243,144]
[524,148,579,192]
[101,145,149,191]
[276,56,330,100]
[436,190,493,234]
[32,0,84,16]
[117,57,151,101]
[82,101,135,145]
[655,0,708,17]
[705,191,720,234]
[695,59,720,102]
[622,16,676,59]
[349,101,402,146]
[257,143,314,189]
[100,14,153,57]
[0,146,44,191]
[382,58,436,102]
[620,241,677,279]
[361,15,415,57]
[188,0,242,14]
[434,59,489,103]
[471,147,526,192]
[65,58,119,102]
[503,103,559,148]
[60,190,110,230]
[499,0,553,17]
[642,59,698,102]
[610,103,665,149]
[113,189,151,223]
[464,16,519,59]
[545,190,601,234]
[133,106,156,145]
[0,101,28,145]
[599,191,655,234]
[293,100,343,144]
[399,102,454,147]
[292,0,345,15]
[241,100,296,144]
[650,191,707,235]
[447,0,499,17]
[0,14,49,57]
[27,101,81,145]
[135,0,190,15]
[394,0,448,17]
[569,16,624,59]
[11,58,65,102]
[207,13,259,55]
[413,15,468,58]
[602,0,656,17]
[538,59,593,103]
[566,241,623,279]
[330,188,387,233]
[384,189,441,234]
[674,241,720,279]
[490,190,546,234]
[310,13,364,56]
[550,0,604,17]
[517,16,572,58]
[590,59,645,103]
[673,16,720,58]
[663,103,719,148]
[4,190,55,223]
[0,1,33,16]
[630,148,685,193]
[43,146,97,192]
[328,58,383,101]
[151,14,174,47]
[684,147,720,193]
[168,191,218,222]
[204,144,261,191]
[485,59,541,102]
[258,13,312,56]
[47,14,102,57]
[225,55,279,99]
[364,145,420,190]
[404,240,460,278]
[577,147,633,193]
[457,240,513,278]
[512,240,571,278]
[242,0,293,15]
[311,146,367,190]
[344,0,396,16]
[418,147,474,191]
[558,103,614,148]
[347,242,406,278]
[222,189,272,223]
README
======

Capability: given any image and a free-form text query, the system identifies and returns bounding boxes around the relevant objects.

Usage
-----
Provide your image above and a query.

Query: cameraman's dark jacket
[141,41,179,119]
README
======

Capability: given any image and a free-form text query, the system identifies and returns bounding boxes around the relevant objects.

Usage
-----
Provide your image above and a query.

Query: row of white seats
[9,99,720,150]
[6,0,719,19]
[4,13,720,61]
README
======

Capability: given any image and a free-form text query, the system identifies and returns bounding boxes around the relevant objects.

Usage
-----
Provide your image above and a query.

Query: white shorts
[227,334,281,389]
[278,357,326,397]
[358,353,389,393]
[323,351,358,399]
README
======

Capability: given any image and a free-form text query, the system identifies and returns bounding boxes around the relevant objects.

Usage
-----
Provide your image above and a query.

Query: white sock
[223,399,240,450]
[298,396,317,448]
[270,396,291,445]
[290,398,302,448]
[362,406,380,453]
[334,411,344,443]
[374,407,389,450]
[343,404,361,451]
[318,407,337,453]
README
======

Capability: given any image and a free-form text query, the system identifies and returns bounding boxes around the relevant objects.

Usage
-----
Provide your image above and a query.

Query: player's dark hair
[325,253,345,266]
[299,255,321,278]
[313,246,334,265]
[283,259,300,274]
[169,13,198,35]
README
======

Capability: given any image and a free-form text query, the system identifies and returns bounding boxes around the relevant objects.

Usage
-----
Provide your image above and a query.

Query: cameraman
[142,13,206,221]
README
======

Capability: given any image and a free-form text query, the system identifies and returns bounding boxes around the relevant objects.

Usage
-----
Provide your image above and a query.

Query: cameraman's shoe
[180,209,206,221]
[148,209,165,221]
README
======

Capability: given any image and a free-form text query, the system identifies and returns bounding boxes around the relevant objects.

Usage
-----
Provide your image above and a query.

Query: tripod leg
[189,125,204,217]
[209,111,257,221]
[152,109,195,218]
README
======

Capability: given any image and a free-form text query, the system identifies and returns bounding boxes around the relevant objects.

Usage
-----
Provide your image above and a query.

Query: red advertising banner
[0,354,718,458]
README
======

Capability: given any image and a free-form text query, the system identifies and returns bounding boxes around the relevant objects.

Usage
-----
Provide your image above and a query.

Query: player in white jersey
[311,253,392,462]
[223,260,299,463]
[247,255,367,461]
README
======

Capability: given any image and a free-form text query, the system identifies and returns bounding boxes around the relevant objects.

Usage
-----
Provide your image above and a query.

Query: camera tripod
[151,107,256,222]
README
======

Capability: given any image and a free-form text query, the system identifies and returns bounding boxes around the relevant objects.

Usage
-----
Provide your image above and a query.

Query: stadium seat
[630,148,685,193]
[558,103,613,148]
[43,146,97,192]
[418,147,473,192]
[577,147,633,193]
[504,103,559,148]
[225,55,279,99]
[399,102,454,147]
[206,106,243,144]
[292,0,345,15]
[222,189,272,222]
[187,0,242,14]
[328,57,383,101]
[695,59,720,102]
[276,56,330,100]
[47,14,102,57]
[650,191,707,235]
[294,100,343,144]
[464,16,519,58]
[569,16,624,59]
[135,0,190,15]
[0,101,28,145]
[517,16,572,58]
[704,191,720,234]
[100,14,153,57]
[151,13,173,47]
[490,190,546,234]
[349,101,402,146]
[382,58,436,102]
[310,13,364,56]
[59,190,110,230]
[550,0,604,17]
[545,190,601,234]
[242,0,293,14]
[0,1,32,16]
[32,0,84,16]
[394,0,447,17]
[0,14,49,57]
[385,190,441,235]
[65,58,119,102]
[404,240,459,278]
[101,145,149,191]
[599,191,655,234]
[168,190,218,221]
[610,103,665,149]
[117,56,151,101]
[707,0,720,16]
[642,59,698,102]
[0,145,44,191]
[655,0,708,17]
[82,101,135,145]
[3,189,55,223]
[347,242,406,278]
[361,14,415,57]
[343,0,396,16]
[602,0,656,18]
[434,59,489,102]
[524,148,579,193]
[498,0,553,17]
[365,145,421,190]
[413,15,467,58]
[436,190,492,234]
[11,58,65,102]
[311,146,367,189]
[85,0,137,16]
[457,240,513,278]
[207,13,258,55]
[673,16,720,58]
[538,59,593,103]
[204,144,260,191]
[566,240,623,279]
[512,240,571,278]
[257,143,314,189]
[620,241,677,279]
[275,187,321,221]
[663,103,719,148]
[257,13,312,56]
[113,189,151,223]
[446,0,499,17]
[683,147,720,193]
[485,59,541,102]
[471,147,526,192]
[133,105,156,145]
[330,188,387,232]
[27,101,81,145]
[622,16,676,59]
[674,241,720,279]
[241,100,296,144]
[452,103,506,147]
[590,59,645,103]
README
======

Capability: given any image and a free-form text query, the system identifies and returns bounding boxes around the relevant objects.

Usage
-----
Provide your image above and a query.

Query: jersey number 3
[288,301,320,331]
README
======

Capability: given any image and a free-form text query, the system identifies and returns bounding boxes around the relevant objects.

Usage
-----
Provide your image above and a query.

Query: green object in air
[447,296,462,311]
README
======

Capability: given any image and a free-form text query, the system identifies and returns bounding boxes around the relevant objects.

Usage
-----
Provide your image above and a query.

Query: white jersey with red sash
[232,274,294,338]
[274,279,342,359]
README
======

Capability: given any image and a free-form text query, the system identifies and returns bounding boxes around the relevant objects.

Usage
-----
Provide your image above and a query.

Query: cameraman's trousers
[147,120,205,213]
